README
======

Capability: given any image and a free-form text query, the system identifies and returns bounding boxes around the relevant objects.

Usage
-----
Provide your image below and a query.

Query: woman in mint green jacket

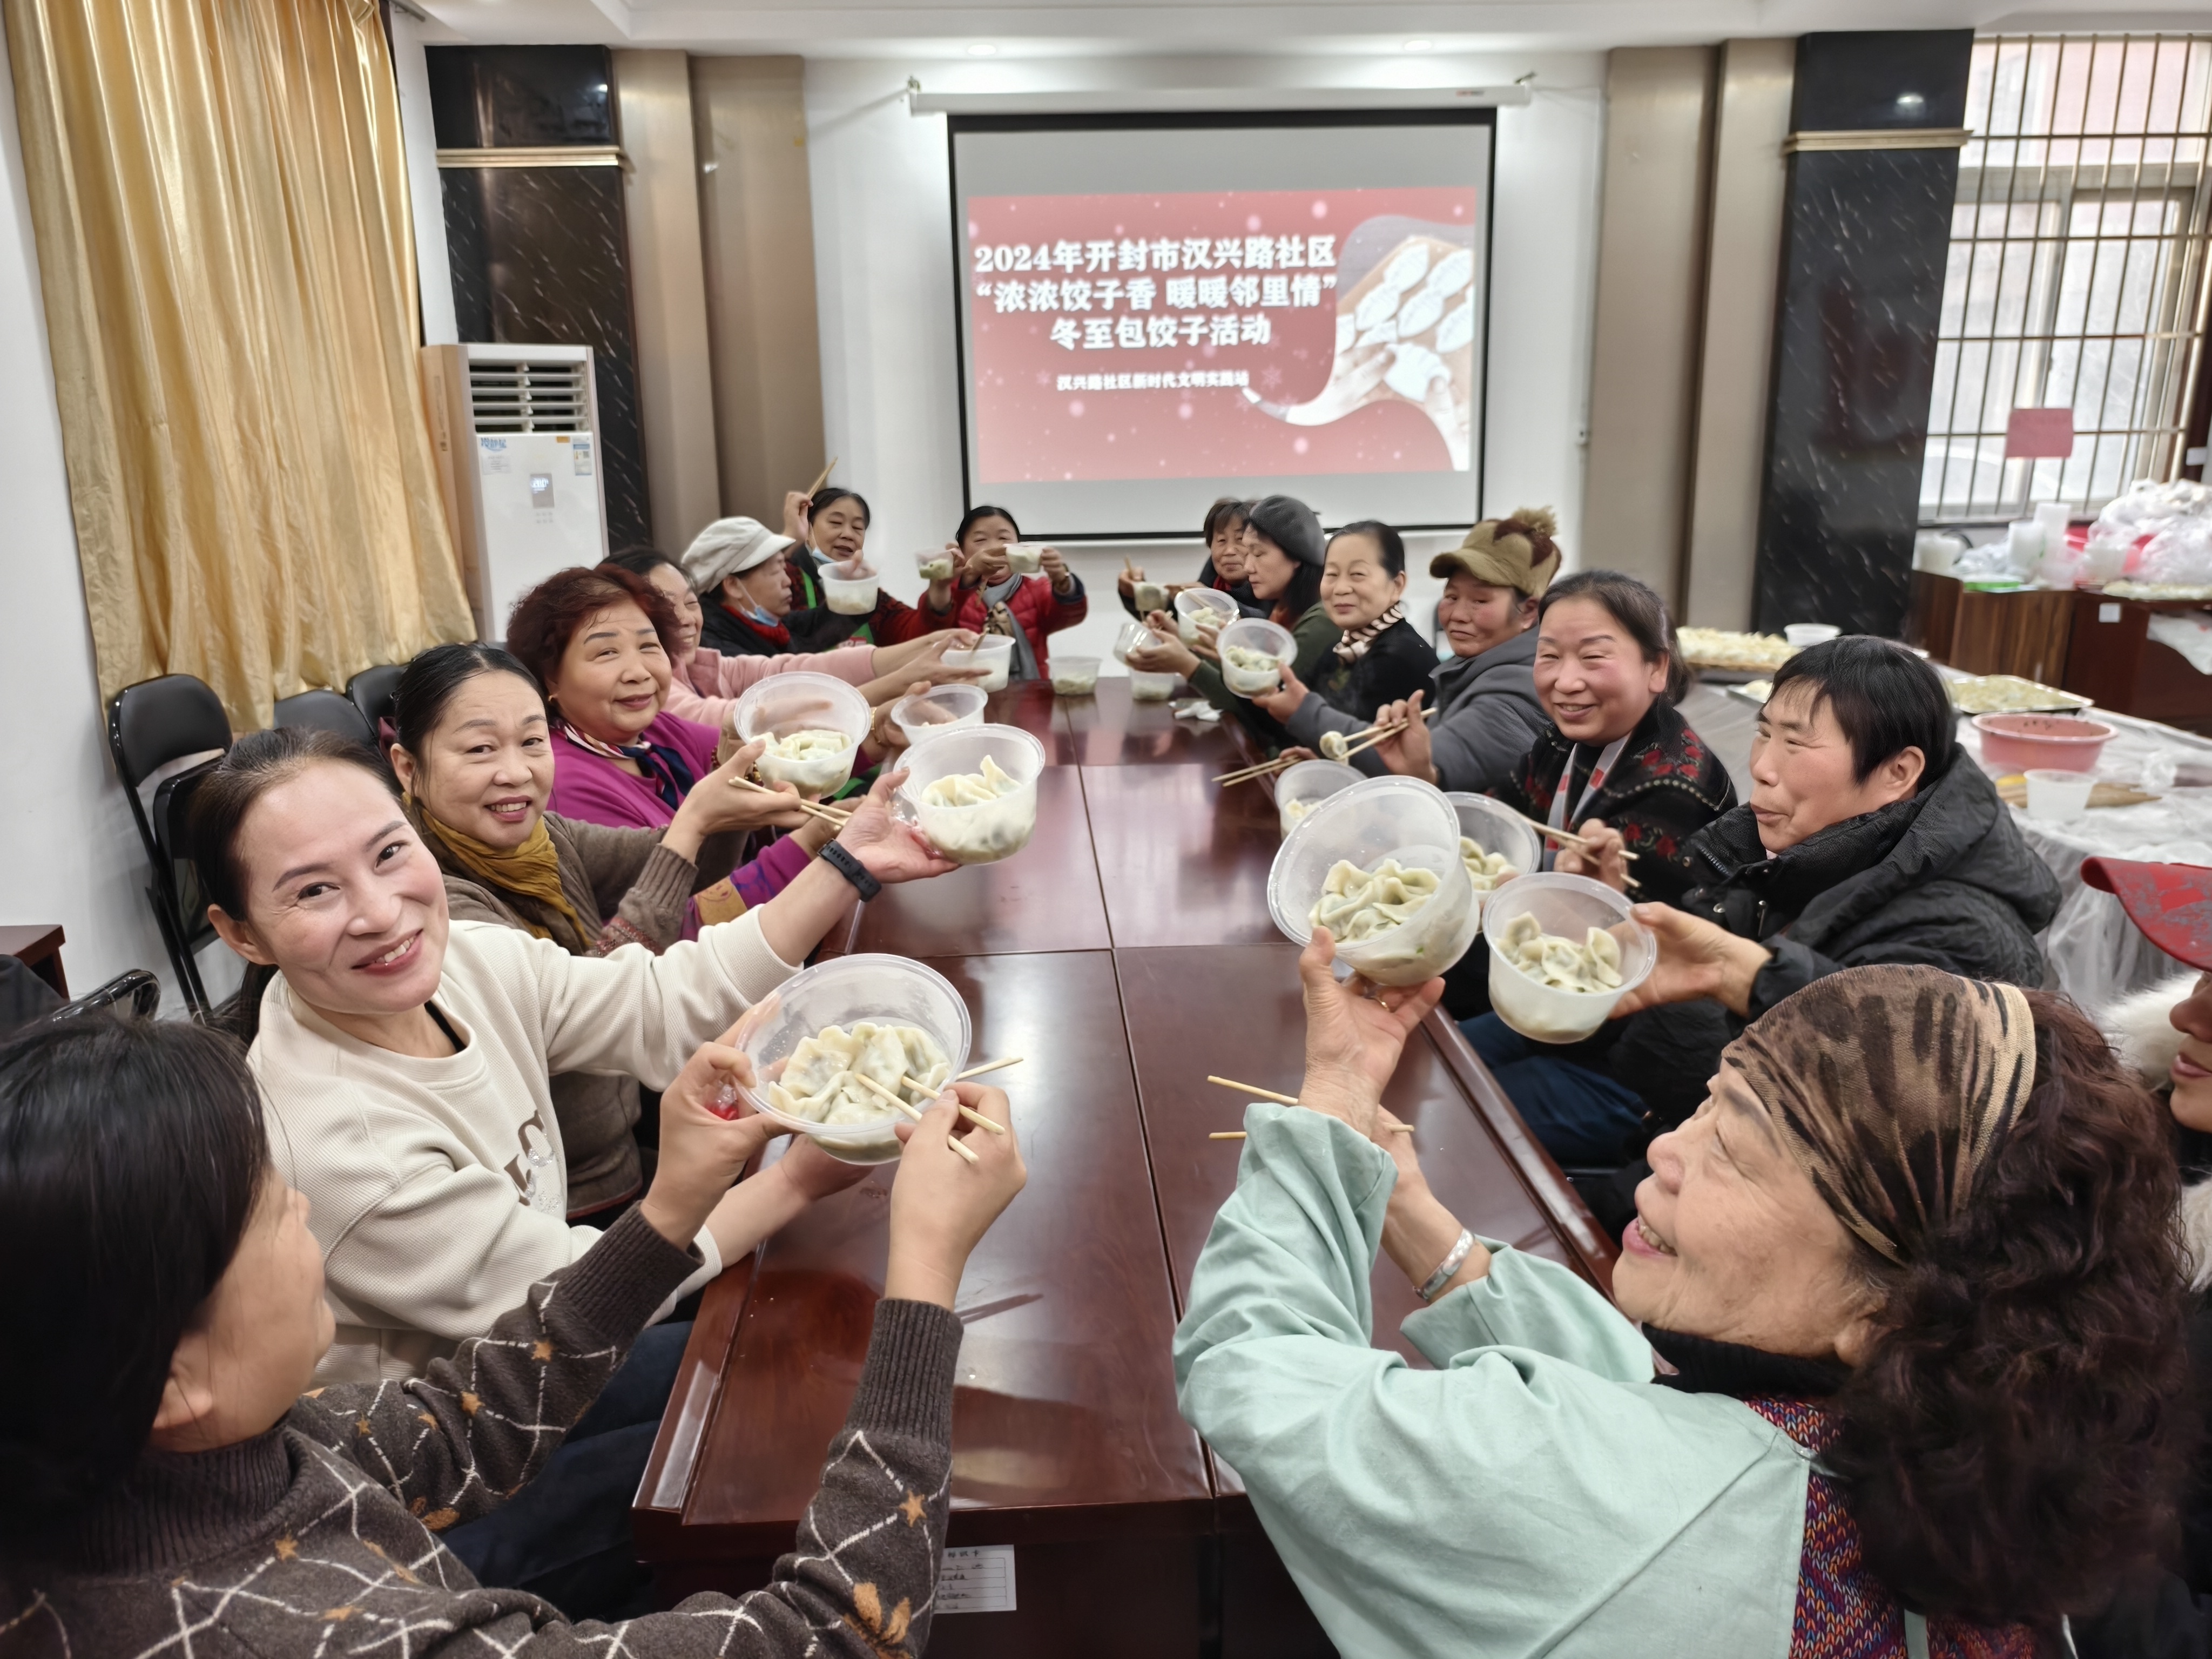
[1175,944,2189,1657]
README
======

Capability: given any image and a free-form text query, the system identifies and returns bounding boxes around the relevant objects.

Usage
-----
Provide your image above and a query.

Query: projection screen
[948,110,1496,538]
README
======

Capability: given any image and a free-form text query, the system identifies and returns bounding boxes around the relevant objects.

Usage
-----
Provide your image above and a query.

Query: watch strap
[819,839,881,901]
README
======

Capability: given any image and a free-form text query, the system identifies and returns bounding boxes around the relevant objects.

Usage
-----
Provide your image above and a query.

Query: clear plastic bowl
[1006,544,1044,575]
[1445,793,1543,922]
[737,954,973,1165]
[1218,616,1296,696]
[1132,580,1168,616]
[732,672,870,795]
[941,635,1016,692]
[1783,622,1840,647]
[1274,759,1363,838]
[1112,616,1164,662]
[895,724,1048,865]
[1176,587,1239,643]
[1050,655,1101,696]
[1483,873,1655,1043]
[915,549,956,583]
[1267,775,1479,986]
[1129,670,1177,700]
[891,684,988,748]
[821,568,880,615]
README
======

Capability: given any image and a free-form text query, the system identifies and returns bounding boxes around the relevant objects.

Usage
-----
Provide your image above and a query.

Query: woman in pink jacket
[602,548,982,732]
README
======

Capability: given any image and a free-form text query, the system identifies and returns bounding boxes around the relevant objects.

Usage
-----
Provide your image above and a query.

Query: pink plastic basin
[1972,712,2115,773]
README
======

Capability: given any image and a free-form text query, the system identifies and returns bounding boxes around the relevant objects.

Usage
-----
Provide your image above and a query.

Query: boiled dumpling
[1458,835,1519,893]
[915,754,1036,863]
[1498,919,1626,995]
[766,1020,952,1127]
[921,753,1021,809]
[1309,857,1442,943]
[765,729,853,761]
[1319,730,1351,761]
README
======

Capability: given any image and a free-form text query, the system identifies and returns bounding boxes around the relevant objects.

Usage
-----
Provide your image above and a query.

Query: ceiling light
[967,42,998,56]
[1404,38,1434,53]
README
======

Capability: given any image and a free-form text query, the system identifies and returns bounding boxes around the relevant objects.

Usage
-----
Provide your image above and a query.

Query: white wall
[0,25,239,1013]
[801,53,1605,667]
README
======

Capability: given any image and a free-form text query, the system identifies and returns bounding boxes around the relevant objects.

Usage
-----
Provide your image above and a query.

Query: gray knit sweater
[1,1209,962,1657]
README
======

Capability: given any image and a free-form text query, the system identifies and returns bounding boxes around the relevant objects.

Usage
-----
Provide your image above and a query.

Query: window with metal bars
[1921,35,2212,524]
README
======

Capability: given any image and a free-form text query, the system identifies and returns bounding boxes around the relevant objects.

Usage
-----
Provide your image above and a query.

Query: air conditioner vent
[468,361,591,433]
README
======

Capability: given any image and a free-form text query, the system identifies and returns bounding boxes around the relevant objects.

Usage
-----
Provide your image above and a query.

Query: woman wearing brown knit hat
[1299,507,1560,792]
[1179,950,2193,1657]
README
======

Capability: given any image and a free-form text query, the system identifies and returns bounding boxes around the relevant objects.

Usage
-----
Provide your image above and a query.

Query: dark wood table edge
[1421,1009,1619,1296]
[633,1252,758,1557]
[0,923,67,997]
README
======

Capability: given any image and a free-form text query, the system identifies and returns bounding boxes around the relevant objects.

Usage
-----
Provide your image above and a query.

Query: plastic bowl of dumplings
[1129,671,1177,701]
[1267,775,1479,987]
[1175,587,1238,643]
[1006,544,1045,575]
[1218,617,1296,697]
[737,954,973,1165]
[732,672,871,795]
[820,565,880,616]
[1112,616,1164,663]
[940,635,1015,693]
[1445,794,1542,921]
[1483,873,1655,1044]
[1050,655,1101,696]
[915,549,956,583]
[895,723,1048,865]
[891,684,988,748]
[1131,579,1168,616]
[1274,759,1363,838]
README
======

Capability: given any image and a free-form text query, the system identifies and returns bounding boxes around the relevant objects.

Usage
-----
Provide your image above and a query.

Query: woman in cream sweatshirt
[193,725,958,1384]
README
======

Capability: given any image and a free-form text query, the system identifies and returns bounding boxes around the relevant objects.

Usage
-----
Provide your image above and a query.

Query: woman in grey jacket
[1264,509,1558,793]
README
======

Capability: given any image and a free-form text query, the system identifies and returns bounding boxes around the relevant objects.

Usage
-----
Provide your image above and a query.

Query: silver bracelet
[1416,1228,1476,1303]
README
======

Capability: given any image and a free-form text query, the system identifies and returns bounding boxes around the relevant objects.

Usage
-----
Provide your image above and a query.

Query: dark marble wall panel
[442,164,651,551]
[1751,31,1972,638]
[428,45,650,551]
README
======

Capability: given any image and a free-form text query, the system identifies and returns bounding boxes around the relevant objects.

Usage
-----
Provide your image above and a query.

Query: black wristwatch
[819,839,882,901]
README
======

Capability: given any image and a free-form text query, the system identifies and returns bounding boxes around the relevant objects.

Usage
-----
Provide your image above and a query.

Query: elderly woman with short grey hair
[1177,945,2191,1655]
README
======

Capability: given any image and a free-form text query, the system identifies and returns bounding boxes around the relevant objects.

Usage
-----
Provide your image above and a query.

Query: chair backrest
[151,759,222,941]
[108,674,231,791]
[48,968,160,1024]
[347,664,406,744]
[273,689,376,749]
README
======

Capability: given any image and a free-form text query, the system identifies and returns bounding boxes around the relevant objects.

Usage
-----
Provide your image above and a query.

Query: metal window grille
[1921,35,2212,523]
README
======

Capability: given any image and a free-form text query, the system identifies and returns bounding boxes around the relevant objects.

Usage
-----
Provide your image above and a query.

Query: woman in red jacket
[921,504,1088,680]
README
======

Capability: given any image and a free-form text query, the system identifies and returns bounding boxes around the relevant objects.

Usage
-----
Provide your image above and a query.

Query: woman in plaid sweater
[0,1014,1023,1658]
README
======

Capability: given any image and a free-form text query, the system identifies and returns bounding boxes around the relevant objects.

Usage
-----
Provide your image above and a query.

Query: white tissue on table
[2147,612,2212,676]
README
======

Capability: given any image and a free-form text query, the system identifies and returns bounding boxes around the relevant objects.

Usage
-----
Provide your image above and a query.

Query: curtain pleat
[6,0,474,731]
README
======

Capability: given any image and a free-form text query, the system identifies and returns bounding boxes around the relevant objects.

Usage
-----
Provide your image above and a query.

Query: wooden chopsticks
[851,1071,981,1163]
[1204,1075,1413,1137]
[730,772,852,828]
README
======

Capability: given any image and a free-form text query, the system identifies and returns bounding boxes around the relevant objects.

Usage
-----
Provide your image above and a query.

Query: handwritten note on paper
[937,1545,1016,1614]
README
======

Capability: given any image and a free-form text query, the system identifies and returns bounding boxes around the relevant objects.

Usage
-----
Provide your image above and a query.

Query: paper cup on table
[1274,759,1363,838]
[2024,768,2096,821]
[738,955,973,1165]
[1217,617,1296,697]
[895,724,1047,865]
[1483,874,1654,1043]
[1176,587,1239,643]
[732,672,869,796]
[1266,776,1479,986]
[940,635,1015,692]
[891,684,987,748]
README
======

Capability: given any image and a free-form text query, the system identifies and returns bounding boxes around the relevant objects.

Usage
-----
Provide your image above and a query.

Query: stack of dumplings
[1222,644,1286,693]
[768,1021,952,1126]
[1493,911,1624,994]
[920,754,1021,809]
[1309,857,1440,942]
[764,729,853,761]
[915,753,1036,863]
[1459,836,1519,893]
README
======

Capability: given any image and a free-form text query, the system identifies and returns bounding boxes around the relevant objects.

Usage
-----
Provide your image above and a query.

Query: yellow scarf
[417,807,589,949]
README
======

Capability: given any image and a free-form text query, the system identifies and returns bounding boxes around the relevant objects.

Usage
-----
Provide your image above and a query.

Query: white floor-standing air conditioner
[421,342,610,642]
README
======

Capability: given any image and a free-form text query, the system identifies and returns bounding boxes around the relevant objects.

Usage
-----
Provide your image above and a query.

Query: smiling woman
[1176,946,2191,1654]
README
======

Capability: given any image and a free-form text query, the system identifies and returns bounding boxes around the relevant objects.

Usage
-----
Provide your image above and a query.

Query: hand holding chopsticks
[1204,1075,1414,1138]
[730,772,852,829]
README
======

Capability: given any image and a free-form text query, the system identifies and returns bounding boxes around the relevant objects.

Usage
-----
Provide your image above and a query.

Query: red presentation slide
[963,186,1480,488]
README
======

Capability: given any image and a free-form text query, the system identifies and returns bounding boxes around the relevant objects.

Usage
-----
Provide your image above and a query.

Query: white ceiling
[412,0,2209,57]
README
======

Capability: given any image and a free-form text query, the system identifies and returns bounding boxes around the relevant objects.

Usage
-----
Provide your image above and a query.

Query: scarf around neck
[412,802,589,952]
[1727,965,2037,1266]
[558,718,699,814]
[1333,601,1405,664]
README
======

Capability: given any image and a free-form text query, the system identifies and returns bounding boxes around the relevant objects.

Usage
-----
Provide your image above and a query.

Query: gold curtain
[6,0,474,731]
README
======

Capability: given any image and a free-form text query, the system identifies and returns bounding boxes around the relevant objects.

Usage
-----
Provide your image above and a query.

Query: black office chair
[273,688,377,749]
[48,968,160,1023]
[107,675,232,1019]
[347,663,406,747]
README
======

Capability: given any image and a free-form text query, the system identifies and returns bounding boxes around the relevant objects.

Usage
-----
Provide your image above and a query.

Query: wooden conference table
[635,679,1618,1656]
